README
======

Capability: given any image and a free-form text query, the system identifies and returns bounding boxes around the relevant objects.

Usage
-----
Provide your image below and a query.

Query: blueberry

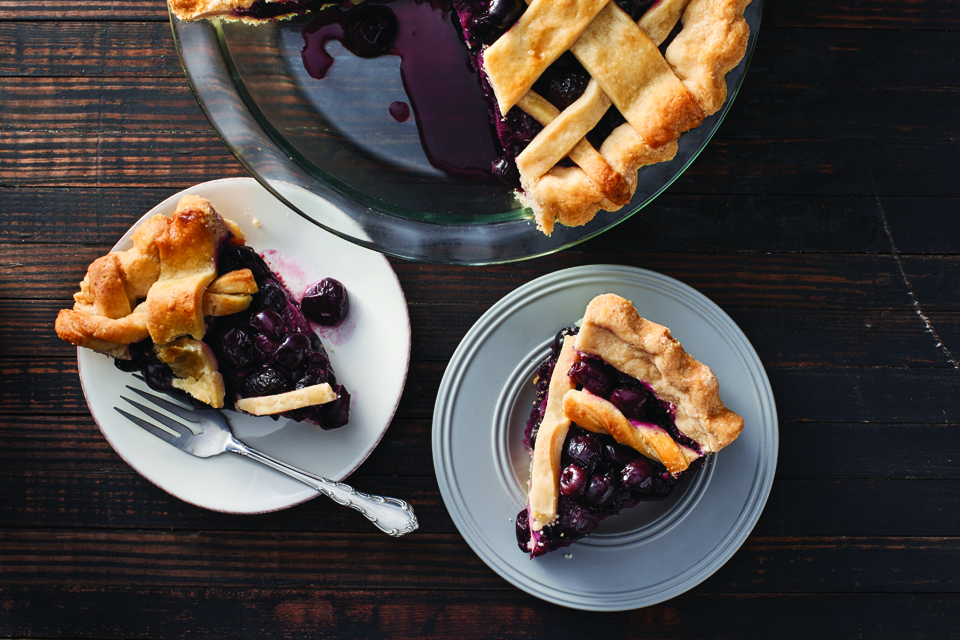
[304,348,329,369]
[614,0,658,21]
[274,333,310,370]
[143,361,174,391]
[585,470,618,508]
[559,464,588,499]
[250,309,284,340]
[300,278,349,326]
[295,370,327,390]
[318,384,350,429]
[550,326,578,355]
[544,71,589,111]
[603,441,639,467]
[557,499,600,536]
[252,333,279,364]
[609,386,649,420]
[568,359,613,397]
[220,327,252,367]
[565,433,602,475]
[491,155,521,190]
[219,245,270,282]
[487,0,524,29]
[257,281,289,312]
[343,6,396,58]
[605,489,633,513]
[515,508,531,550]
[243,366,290,398]
[621,457,657,492]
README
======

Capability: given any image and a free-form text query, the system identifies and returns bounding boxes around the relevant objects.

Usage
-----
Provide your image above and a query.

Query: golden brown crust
[207,269,258,295]
[156,337,226,408]
[562,389,699,475]
[482,0,612,115]
[144,196,232,344]
[168,0,255,21]
[570,2,705,149]
[235,383,337,416]
[574,294,743,453]
[528,336,579,531]
[55,307,150,357]
[522,129,678,235]
[500,0,750,235]
[666,0,751,116]
[55,196,253,407]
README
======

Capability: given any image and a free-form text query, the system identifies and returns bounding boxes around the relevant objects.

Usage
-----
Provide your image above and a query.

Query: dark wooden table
[3,1,960,637]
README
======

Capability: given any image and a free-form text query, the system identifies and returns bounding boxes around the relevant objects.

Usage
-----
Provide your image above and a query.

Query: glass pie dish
[170,0,761,264]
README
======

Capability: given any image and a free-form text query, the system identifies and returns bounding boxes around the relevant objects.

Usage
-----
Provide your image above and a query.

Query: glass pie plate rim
[170,0,762,265]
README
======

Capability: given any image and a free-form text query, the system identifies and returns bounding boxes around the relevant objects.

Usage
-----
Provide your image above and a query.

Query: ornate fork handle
[233,442,419,536]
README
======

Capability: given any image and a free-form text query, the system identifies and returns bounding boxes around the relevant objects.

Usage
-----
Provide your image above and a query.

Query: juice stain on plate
[301,0,500,179]
[260,249,356,346]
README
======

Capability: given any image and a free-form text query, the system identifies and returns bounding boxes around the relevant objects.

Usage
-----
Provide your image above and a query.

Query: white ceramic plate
[78,178,410,513]
[432,265,777,610]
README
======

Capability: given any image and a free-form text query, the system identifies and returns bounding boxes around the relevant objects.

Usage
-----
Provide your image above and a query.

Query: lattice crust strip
[511,1,693,208]
[491,0,748,234]
[570,2,704,149]
[513,0,692,199]
[482,0,612,115]
[516,85,631,206]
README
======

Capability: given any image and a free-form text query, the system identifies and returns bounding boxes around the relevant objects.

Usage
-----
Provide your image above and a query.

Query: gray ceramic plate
[432,265,777,610]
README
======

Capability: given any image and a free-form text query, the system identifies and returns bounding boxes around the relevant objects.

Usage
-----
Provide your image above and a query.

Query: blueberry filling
[518,327,703,556]
[115,245,350,430]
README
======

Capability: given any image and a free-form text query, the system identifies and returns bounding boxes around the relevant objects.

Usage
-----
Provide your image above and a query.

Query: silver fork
[115,386,418,537]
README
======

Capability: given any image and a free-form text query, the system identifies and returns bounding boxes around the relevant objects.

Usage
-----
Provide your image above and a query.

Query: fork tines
[116,386,199,446]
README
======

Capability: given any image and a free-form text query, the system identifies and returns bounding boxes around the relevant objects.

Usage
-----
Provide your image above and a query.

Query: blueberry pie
[55,195,351,429]
[517,293,742,557]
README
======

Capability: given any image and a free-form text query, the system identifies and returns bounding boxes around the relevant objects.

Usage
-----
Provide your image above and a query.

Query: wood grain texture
[0,531,957,593]
[0,77,210,132]
[3,414,959,480]
[0,22,180,76]
[4,77,957,142]
[4,188,960,254]
[1,587,959,639]
[4,0,959,27]
[3,244,936,308]
[2,465,960,536]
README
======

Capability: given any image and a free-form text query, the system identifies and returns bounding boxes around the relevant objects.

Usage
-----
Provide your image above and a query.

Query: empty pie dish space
[170,0,762,264]
[78,178,410,513]
[432,265,777,610]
